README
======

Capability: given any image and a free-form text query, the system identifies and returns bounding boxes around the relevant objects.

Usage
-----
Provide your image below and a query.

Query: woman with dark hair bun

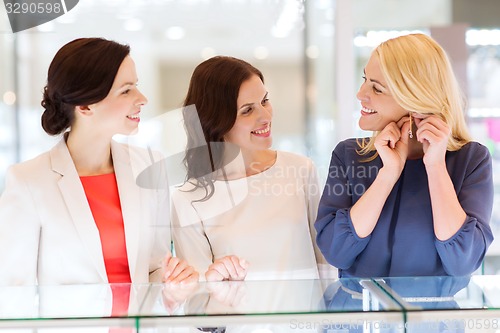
[0,37,198,286]
[171,56,333,281]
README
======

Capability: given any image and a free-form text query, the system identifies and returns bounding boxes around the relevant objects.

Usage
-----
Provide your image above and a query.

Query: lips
[361,106,377,115]
[127,112,140,121]
[251,124,270,135]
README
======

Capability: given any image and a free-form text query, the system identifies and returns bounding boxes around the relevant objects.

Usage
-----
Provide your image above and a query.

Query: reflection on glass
[323,278,404,333]
[380,276,470,310]
[380,276,475,333]
[2,277,500,331]
[145,280,327,333]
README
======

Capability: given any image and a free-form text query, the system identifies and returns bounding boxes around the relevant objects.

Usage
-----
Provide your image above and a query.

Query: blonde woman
[316,33,494,277]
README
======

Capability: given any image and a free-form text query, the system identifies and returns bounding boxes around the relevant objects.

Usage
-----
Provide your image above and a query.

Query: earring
[408,113,413,139]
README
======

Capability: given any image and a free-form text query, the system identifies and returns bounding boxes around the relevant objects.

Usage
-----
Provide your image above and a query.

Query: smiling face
[224,74,273,152]
[357,53,408,131]
[87,56,147,136]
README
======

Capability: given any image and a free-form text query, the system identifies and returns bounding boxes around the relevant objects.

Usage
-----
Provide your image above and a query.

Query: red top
[80,173,132,284]
[81,173,132,318]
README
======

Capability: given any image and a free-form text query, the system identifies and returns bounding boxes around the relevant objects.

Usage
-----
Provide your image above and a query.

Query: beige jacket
[0,137,170,285]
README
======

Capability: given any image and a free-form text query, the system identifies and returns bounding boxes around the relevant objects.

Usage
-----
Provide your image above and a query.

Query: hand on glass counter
[206,281,247,309]
[163,252,200,284]
[161,281,200,315]
[205,255,249,282]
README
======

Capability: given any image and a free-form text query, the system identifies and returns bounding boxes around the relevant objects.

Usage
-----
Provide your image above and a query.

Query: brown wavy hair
[182,56,264,201]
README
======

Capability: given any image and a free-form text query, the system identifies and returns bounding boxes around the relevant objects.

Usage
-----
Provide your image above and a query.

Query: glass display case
[1,276,500,332]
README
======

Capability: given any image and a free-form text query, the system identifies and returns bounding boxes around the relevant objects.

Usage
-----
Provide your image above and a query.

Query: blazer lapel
[111,140,141,282]
[50,137,108,282]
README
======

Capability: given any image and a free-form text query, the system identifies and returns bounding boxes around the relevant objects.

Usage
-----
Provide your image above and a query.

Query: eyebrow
[238,92,269,110]
[118,81,137,89]
[363,69,387,89]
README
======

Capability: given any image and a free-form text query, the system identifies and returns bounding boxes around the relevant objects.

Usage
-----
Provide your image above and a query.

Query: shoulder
[277,150,315,167]
[7,150,51,178]
[275,151,318,176]
[449,141,491,166]
[2,150,54,193]
[334,138,364,152]
[458,141,490,157]
[330,138,368,164]
[446,141,492,180]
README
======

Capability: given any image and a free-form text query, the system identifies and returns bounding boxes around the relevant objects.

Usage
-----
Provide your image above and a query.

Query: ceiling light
[306,45,319,59]
[123,18,143,31]
[254,46,269,60]
[165,26,186,40]
[3,91,16,105]
[271,0,303,38]
[467,29,500,46]
[354,30,424,47]
[201,47,216,60]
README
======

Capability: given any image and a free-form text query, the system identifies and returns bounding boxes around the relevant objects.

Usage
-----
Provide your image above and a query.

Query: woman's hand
[374,116,410,180]
[206,280,247,308]
[413,114,450,167]
[161,281,199,314]
[349,116,410,238]
[205,255,249,282]
[163,252,199,284]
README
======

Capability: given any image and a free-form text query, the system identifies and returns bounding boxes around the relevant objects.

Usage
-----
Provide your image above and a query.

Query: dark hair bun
[41,87,72,135]
[40,37,130,136]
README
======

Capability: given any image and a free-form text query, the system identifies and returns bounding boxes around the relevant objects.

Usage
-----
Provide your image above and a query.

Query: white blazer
[0,137,170,286]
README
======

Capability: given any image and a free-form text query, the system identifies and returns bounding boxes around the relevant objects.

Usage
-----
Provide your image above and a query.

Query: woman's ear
[76,105,93,116]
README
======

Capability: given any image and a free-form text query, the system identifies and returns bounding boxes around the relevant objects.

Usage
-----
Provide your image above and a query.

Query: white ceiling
[0,0,453,62]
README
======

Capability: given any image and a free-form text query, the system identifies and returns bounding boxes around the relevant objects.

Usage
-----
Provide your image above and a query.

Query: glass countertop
[0,276,499,331]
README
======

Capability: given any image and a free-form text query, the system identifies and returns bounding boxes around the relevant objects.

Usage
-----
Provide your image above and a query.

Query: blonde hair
[358,33,472,159]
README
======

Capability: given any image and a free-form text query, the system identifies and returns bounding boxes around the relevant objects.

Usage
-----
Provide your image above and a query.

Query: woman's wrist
[377,166,401,186]
[424,161,447,175]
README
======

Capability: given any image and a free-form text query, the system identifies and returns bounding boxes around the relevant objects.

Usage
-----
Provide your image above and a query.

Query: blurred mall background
[1,0,500,272]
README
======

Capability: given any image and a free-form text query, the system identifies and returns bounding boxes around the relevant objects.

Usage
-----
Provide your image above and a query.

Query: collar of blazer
[49,135,142,283]
[49,135,131,176]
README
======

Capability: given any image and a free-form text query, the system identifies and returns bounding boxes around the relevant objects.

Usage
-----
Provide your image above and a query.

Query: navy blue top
[315,139,494,278]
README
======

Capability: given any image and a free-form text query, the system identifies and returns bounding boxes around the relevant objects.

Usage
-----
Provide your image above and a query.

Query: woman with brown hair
[0,37,198,286]
[171,56,331,281]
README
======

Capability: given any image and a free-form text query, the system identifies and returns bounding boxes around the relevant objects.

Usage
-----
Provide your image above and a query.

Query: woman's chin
[358,121,374,132]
